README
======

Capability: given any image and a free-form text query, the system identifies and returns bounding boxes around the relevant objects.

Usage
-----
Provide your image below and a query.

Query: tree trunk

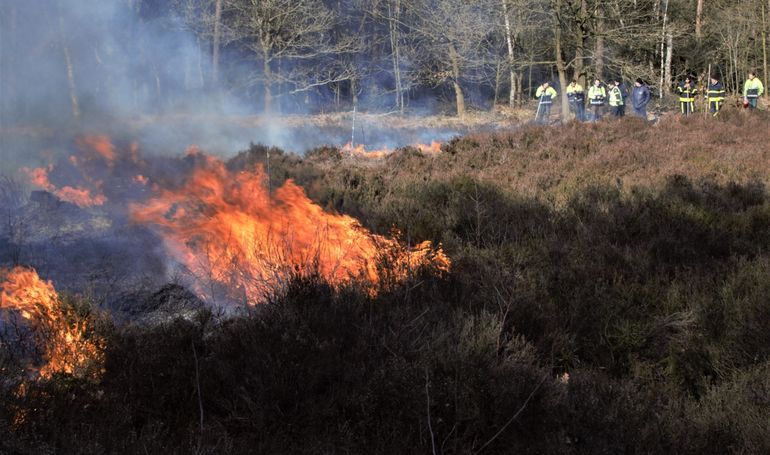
[762,4,770,98]
[449,44,465,117]
[197,37,205,88]
[594,36,604,79]
[493,59,502,108]
[695,0,704,43]
[388,0,404,113]
[59,12,80,120]
[594,7,604,79]
[212,0,222,85]
[658,0,669,98]
[502,0,516,107]
[263,51,273,113]
[554,0,569,120]
[574,0,588,86]
[665,31,673,92]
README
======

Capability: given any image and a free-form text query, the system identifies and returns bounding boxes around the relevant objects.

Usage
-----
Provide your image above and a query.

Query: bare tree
[410,0,497,117]
[228,0,358,112]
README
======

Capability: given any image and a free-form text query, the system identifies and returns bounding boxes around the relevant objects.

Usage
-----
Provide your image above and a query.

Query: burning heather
[131,150,450,303]
[20,135,450,306]
[0,267,103,379]
[341,140,443,159]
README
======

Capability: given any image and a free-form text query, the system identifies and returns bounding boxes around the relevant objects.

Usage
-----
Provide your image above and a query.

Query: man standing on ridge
[631,78,651,118]
[535,81,558,123]
[587,78,606,121]
[566,79,586,121]
[743,71,764,109]
[676,76,698,116]
[706,75,725,115]
[608,80,625,117]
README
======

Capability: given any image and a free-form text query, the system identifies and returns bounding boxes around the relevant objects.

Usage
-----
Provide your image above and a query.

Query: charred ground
[3,113,770,453]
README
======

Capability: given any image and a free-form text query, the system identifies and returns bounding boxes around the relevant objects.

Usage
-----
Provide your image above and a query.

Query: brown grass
[303,108,770,206]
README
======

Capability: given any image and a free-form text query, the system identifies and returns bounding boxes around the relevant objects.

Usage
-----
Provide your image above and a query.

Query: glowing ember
[0,267,103,378]
[131,154,449,304]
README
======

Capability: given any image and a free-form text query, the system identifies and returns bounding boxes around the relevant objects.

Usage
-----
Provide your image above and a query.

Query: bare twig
[425,367,437,455]
[473,375,547,455]
[191,340,204,435]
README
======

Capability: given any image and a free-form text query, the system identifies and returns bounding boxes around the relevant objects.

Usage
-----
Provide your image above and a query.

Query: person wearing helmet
[675,76,697,116]
[706,75,725,115]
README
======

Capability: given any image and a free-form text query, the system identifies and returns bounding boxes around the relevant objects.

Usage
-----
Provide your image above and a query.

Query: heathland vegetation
[3,112,770,453]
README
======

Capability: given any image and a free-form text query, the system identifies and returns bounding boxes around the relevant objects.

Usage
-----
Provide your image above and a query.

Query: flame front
[23,165,106,208]
[131,154,449,303]
[341,141,442,158]
[22,134,118,208]
[0,267,103,378]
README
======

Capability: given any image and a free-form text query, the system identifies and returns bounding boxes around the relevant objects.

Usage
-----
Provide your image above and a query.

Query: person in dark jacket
[631,78,651,118]
[675,76,697,115]
[617,79,629,116]
[706,75,725,115]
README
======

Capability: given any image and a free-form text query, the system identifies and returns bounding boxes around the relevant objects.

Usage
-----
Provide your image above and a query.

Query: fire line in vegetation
[22,135,451,306]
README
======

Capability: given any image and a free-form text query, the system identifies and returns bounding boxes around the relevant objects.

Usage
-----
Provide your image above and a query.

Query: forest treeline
[1,0,769,119]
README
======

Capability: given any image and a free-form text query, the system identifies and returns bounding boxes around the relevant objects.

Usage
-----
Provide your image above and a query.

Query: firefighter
[675,76,697,115]
[587,78,606,121]
[566,79,586,121]
[535,81,558,123]
[743,71,764,109]
[631,78,651,119]
[706,75,725,115]
[608,80,625,117]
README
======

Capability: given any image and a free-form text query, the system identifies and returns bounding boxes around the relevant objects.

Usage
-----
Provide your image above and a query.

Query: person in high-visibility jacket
[566,79,586,121]
[675,76,697,115]
[706,75,725,115]
[535,81,558,123]
[587,79,606,121]
[743,71,764,109]
[608,80,625,117]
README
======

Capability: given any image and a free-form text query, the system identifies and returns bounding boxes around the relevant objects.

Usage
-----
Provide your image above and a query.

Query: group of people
[534,71,765,123]
[535,77,652,123]
[676,71,764,115]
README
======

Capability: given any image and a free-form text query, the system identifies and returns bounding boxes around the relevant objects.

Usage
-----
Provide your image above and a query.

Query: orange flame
[416,141,442,155]
[76,134,116,164]
[341,143,391,158]
[131,153,449,303]
[22,166,106,208]
[21,134,121,207]
[341,141,443,159]
[0,267,103,378]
